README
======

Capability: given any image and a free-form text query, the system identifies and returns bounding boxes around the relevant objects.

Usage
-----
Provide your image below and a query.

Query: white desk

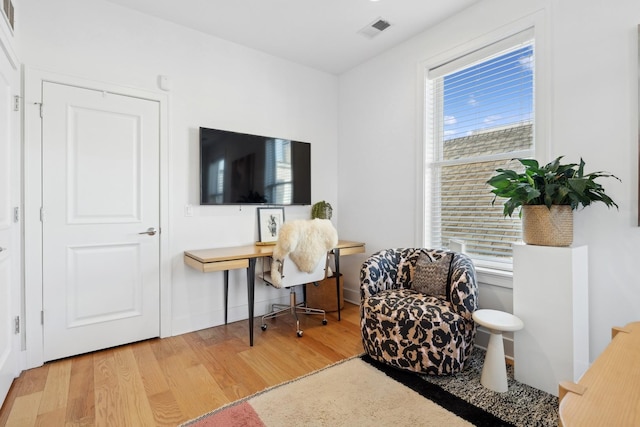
[184,240,365,346]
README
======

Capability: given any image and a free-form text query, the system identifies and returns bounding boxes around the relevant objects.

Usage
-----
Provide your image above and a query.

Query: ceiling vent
[358,18,391,39]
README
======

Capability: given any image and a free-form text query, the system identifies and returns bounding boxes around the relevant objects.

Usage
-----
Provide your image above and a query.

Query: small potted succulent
[311,200,333,220]
[487,156,619,246]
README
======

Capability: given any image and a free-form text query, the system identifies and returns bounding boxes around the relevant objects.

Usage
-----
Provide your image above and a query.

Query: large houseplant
[487,156,619,246]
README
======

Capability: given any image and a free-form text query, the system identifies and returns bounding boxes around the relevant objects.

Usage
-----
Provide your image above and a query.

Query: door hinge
[41,310,44,325]
[13,95,20,112]
[13,207,19,223]
[14,316,19,334]
[40,207,44,222]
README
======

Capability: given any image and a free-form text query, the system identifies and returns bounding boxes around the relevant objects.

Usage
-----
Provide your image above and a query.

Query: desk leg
[247,258,256,346]
[334,248,341,321]
[224,270,229,325]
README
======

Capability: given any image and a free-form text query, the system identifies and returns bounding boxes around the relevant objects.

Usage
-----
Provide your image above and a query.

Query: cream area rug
[182,356,473,427]
[182,349,558,427]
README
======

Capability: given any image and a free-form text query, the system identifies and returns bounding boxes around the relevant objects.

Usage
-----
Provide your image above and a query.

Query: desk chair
[260,253,329,337]
[259,218,338,337]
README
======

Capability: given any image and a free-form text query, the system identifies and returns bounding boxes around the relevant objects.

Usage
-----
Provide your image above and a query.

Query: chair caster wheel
[322,319,328,325]
[297,330,303,337]
[261,324,267,331]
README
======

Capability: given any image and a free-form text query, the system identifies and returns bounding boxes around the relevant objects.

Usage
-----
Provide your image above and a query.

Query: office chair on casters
[260,253,329,337]
[259,219,338,337]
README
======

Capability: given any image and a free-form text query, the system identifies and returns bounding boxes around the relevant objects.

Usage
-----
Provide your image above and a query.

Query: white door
[0,40,19,404]
[42,82,160,361]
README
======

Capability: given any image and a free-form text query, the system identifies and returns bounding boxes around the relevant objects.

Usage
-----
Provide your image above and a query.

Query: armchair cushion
[363,288,468,373]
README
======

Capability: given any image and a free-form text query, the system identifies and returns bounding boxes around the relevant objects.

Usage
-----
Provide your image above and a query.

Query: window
[207,159,225,204]
[264,139,293,204]
[426,31,534,268]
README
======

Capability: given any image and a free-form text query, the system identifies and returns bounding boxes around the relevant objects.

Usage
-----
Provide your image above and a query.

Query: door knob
[138,227,157,236]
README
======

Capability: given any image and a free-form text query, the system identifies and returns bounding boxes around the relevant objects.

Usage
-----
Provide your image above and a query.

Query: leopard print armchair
[360,248,478,375]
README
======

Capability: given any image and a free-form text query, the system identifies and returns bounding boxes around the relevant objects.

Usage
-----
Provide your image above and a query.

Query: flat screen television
[200,127,311,205]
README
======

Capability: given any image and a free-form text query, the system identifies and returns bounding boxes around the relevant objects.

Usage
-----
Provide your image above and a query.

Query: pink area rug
[190,401,264,427]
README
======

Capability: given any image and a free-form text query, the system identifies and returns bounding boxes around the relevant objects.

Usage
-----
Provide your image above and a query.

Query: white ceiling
[105,0,477,74]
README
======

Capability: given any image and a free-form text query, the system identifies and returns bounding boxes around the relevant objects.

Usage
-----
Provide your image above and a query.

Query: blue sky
[443,44,534,140]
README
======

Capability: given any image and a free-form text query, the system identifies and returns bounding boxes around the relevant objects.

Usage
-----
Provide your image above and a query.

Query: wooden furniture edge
[558,381,586,402]
[184,254,249,272]
[558,381,588,427]
[336,245,366,256]
[558,321,640,426]
[184,241,365,264]
[611,325,631,339]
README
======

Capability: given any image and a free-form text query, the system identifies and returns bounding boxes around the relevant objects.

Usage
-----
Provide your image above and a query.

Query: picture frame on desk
[257,207,285,244]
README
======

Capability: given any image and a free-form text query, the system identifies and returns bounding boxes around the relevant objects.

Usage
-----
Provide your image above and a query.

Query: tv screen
[200,127,311,205]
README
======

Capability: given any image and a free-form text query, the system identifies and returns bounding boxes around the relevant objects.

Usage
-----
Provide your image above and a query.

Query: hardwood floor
[0,302,363,426]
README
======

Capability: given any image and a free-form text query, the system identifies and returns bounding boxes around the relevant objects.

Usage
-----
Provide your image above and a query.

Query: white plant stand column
[513,243,589,396]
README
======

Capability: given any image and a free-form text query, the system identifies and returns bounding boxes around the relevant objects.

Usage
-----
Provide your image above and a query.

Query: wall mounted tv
[200,127,311,205]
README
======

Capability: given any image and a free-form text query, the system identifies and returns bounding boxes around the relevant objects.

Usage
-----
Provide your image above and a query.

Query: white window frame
[418,14,549,279]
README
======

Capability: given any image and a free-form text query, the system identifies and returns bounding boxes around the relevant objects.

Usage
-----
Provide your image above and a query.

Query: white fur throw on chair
[270,219,338,287]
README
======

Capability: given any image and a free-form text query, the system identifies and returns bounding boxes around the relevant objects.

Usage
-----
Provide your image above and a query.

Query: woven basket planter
[522,205,573,247]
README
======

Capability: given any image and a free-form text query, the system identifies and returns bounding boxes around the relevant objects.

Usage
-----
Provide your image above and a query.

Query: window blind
[427,34,535,265]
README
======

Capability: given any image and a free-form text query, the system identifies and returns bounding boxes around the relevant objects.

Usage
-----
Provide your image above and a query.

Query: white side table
[472,309,524,393]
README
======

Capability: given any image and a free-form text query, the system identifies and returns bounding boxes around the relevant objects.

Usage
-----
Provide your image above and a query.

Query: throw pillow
[412,252,453,297]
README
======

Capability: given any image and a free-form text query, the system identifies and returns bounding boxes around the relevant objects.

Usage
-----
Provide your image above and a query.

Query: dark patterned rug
[362,348,558,427]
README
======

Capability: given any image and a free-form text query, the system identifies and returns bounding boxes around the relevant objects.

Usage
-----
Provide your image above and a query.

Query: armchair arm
[448,253,478,320]
[360,248,420,300]
[359,249,401,300]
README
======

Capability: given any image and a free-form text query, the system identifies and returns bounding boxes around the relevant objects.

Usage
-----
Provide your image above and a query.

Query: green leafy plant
[487,156,620,217]
[311,200,333,220]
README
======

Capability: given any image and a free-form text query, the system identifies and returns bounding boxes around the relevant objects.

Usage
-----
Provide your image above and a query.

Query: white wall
[17,0,339,336]
[338,0,640,361]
